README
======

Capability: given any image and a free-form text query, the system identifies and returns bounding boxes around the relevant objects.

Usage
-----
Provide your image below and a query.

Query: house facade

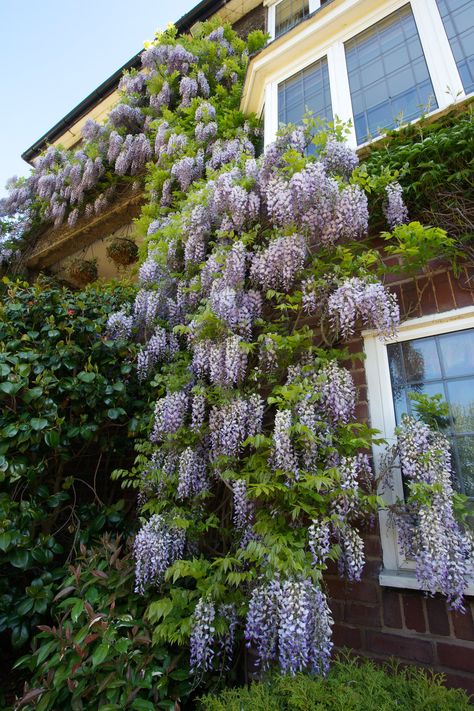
[22,0,474,692]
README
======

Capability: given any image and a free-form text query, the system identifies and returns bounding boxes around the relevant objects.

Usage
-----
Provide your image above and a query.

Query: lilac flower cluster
[250,234,306,292]
[318,360,356,426]
[190,599,238,673]
[384,181,409,229]
[244,577,333,675]
[133,514,185,594]
[190,598,216,673]
[114,133,152,175]
[151,391,189,442]
[396,415,473,609]
[192,335,247,386]
[209,283,262,338]
[308,519,331,567]
[271,409,299,478]
[232,479,255,545]
[133,289,166,328]
[209,395,263,458]
[105,309,134,340]
[264,162,368,246]
[137,327,178,380]
[328,277,400,339]
[322,136,359,178]
[141,43,197,74]
[177,447,208,498]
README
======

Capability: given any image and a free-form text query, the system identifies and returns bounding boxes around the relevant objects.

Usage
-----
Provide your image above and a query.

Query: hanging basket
[106,238,139,266]
[68,258,98,286]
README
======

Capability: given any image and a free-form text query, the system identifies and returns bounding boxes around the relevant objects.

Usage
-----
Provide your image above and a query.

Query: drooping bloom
[133,514,185,593]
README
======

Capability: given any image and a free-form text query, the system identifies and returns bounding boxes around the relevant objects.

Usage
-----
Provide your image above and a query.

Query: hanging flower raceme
[327,277,400,339]
[105,309,134,340]
[384,181,409,229]
[151,391,189,442]
[244,577,333,675]
[133,514,185,594]
[250,234,306,292]
[209,395,263,459]
[395,415,473,610]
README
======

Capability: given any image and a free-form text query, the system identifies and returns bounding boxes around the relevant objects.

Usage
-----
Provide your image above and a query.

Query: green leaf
[131,700,157,710]
[0,532,12,551]
[146,598,173,623]
[92,642,110,667]
[44,430,61,447]
[31,418,49,431]
[77,371,96,383]
[0,381,21,395]
[10,549,31,569]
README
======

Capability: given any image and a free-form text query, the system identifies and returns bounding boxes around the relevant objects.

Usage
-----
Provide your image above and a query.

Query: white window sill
[379,569,474,597]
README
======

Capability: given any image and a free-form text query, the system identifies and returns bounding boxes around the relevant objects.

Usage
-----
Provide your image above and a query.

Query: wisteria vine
[2,18,471,682]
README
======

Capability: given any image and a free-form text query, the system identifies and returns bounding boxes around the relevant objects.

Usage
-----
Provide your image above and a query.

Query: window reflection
[387,328,474,496]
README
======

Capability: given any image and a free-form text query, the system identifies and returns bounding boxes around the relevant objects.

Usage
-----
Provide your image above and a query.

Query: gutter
[22,0,228,163]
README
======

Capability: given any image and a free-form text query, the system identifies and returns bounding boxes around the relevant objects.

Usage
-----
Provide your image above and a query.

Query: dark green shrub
[198,656,471,710]
[0,276,153,649]
[14,536,192,710]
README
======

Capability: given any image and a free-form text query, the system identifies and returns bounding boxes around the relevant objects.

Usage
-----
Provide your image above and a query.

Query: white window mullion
[264,82,279,148]
[326,42,357,148]
[411,0,465,108]
[266,1,276,41]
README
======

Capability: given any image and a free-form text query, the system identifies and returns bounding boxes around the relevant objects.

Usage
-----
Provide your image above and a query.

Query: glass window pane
[345,5,438,144]
[436,0,474,94]
[387,327,474,495]
[447,379,474,433]
[278,56,333,130]
[439,329,474,377]
[275,0,309,38]
[456,436,474,496]
[402,337,441,382]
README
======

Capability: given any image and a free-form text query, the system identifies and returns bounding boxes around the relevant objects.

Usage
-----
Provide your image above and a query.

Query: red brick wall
[327,266,474,694]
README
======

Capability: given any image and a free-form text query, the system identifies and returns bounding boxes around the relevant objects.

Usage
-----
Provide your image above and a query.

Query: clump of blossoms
[244,578,333,675]
[327,277,400,338]
[133,514,185,594]
[394,415,473,610]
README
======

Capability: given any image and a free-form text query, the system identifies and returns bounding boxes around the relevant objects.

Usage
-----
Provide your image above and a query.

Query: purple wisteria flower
[133,514,185,594]
[328,277,400,339]
[151,391,189,442]
[244,577,333,675]
[105,310,134,340]
[396,415,473,609]
[250,234,306,292]
[384,181,409,229]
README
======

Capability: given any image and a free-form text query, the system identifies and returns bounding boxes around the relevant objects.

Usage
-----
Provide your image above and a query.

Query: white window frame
[364,305,474,593]
[260,0,469,149]
[265,0,322,42]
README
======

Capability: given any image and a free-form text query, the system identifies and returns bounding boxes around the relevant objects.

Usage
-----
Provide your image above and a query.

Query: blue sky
[0,0,197,196]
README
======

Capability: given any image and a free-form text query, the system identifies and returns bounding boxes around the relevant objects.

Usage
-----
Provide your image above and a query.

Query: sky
[0,0,198,197]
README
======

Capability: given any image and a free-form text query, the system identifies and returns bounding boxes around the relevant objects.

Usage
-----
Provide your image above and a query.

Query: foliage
[363,103,474,246]
[14,536,193,711]
[0,277,154,649]
[197,655,471,710]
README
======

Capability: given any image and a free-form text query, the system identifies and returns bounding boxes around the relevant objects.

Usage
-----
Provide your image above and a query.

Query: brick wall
[326,265,474,693]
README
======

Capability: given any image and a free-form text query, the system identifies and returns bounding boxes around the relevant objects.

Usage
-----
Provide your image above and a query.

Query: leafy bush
[363,103,474,242]
[0,277,153,649]
[198,656,471,710]
[14,536,192,711]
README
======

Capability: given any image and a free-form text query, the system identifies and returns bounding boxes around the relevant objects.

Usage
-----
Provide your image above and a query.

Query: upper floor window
[275,0,310,38]
[345,4,437,144]
[387,328,474,497]
[278,55,333,128]
[436,0,474,95]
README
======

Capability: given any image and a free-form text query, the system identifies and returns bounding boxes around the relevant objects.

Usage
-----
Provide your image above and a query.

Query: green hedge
[198,656,471,710]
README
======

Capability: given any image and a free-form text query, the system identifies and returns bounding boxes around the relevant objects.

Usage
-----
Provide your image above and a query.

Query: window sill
[379,569,474,597]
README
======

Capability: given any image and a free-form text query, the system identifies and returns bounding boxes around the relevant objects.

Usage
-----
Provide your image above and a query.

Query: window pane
[436,0,474,94]
[278,56,333,129]
[345,5,437,144]
[387,327,474,495]
[275,0,309,38]
[439,330,474,377]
